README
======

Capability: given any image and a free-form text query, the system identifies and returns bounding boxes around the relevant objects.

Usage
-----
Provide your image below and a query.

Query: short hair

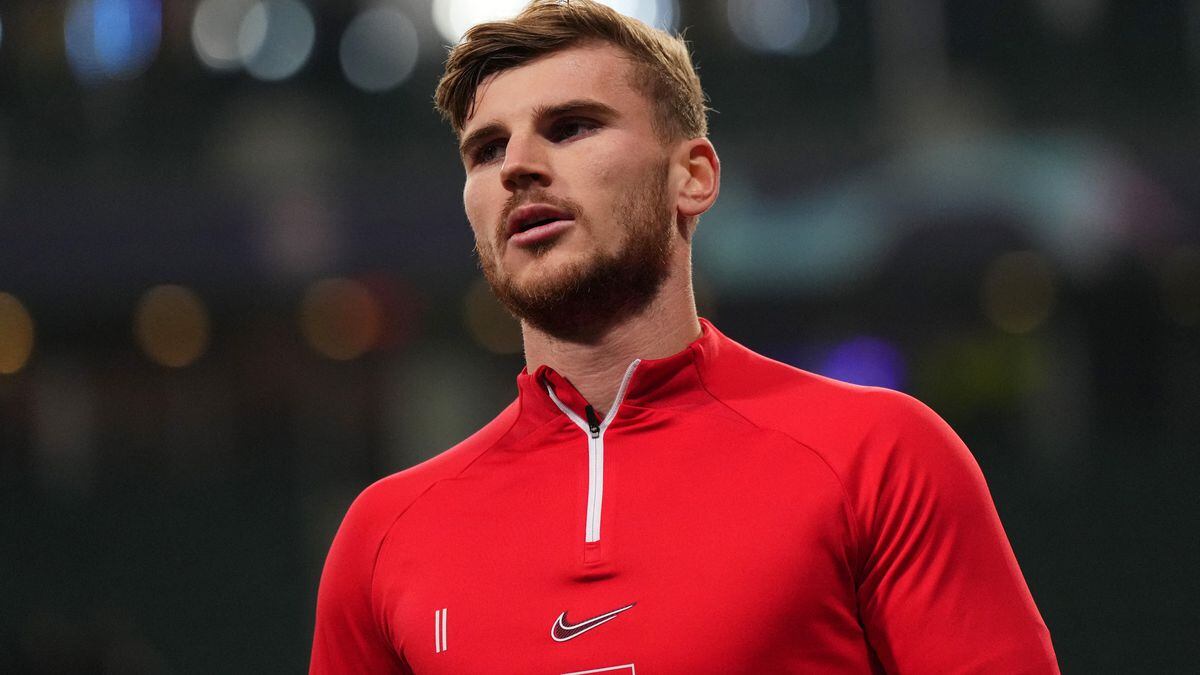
[435,0,708,141]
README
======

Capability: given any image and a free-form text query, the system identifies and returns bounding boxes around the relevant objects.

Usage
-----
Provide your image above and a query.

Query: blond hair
[435,0,708,141]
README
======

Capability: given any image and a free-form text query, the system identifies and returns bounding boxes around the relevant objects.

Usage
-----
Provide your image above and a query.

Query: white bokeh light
[432,0,677,44]
[601,0,677,31]
[192,0,256,71]
[727,0,838,55]
[238,0,315,81]
[432,0,525,45]
[340,6,420,92]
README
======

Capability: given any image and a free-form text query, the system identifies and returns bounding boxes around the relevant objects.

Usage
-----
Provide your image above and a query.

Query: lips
[506,203,575,239]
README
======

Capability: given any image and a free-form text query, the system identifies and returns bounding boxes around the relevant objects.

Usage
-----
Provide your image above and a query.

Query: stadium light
[432,0,677,45]
[192,0,256,72]
[727,0,838,55]
[340,6,420,92]
[238,0,315,82]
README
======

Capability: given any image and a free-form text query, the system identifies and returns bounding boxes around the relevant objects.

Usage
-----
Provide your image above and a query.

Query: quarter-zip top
[313,318,1059,674]
[546,360,642,546]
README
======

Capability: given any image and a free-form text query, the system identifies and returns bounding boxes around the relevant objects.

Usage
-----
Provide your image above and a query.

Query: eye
[473,139,506,165]
[552,119,598,142]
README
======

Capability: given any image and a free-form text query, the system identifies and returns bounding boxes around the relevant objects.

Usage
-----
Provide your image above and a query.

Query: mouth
[505,203,576,247]
[515,216,560,232]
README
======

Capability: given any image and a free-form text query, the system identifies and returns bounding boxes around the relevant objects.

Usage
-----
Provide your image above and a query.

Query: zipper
[583,405,602,543]
[546,359,641,547]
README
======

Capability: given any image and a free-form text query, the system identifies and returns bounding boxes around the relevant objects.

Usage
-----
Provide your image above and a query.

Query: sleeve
[853,394,1059,674]
[310,488,411,674]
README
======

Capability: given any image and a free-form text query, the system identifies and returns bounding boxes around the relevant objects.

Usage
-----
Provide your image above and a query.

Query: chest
[376,419,867,673]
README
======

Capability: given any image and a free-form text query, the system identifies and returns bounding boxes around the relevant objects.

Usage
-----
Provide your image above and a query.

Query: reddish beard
[475,161,674,343]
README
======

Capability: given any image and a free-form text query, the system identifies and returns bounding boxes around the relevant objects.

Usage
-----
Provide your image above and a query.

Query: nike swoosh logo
[550,603,636,642]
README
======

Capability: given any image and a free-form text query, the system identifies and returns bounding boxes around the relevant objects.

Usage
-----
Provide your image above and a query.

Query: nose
[499,132,551,191]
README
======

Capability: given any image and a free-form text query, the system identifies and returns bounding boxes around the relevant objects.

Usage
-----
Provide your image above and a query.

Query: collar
[514,317,725,426]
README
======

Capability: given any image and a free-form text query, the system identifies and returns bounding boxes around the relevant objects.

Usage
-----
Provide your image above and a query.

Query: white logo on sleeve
[434,607,447,653]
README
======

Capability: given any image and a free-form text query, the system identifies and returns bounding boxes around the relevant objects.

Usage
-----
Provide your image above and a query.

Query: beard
[475,161,675,343]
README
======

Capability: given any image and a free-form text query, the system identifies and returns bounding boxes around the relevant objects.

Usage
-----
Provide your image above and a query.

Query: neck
[522,263,700,415]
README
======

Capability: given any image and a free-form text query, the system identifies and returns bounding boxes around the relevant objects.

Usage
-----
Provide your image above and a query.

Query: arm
[310,490,410,674]
[854,395,1059,673]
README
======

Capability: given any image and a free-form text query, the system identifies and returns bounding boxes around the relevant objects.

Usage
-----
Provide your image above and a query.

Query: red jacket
[311,319,1058,673]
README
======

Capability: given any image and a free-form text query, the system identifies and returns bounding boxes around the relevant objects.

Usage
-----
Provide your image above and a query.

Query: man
[310,1,1059,672]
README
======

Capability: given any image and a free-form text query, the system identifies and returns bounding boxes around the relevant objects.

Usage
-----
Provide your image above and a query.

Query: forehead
[464,43,642,130]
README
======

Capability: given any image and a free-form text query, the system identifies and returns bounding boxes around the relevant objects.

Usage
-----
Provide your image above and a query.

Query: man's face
[459,43,679,339]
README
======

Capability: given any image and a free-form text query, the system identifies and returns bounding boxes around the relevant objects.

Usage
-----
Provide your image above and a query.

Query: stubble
[475,160,675,343]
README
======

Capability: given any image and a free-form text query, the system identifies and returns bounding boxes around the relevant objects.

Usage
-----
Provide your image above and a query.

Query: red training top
[311,319,1058,674]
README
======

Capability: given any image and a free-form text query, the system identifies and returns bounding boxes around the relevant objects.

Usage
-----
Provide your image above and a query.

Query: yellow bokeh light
[981,251,1057,334]
[0,292,35,375]
[463,278,522,355]
[134,285,211,368]
[300,278,382,360]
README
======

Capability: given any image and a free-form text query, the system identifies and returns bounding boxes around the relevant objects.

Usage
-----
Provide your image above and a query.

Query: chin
[507,263,577,298]
[506,243,585,280]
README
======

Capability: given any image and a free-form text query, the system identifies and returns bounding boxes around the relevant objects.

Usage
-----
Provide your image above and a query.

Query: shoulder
[700,330,942,444]
[697,329,979,493]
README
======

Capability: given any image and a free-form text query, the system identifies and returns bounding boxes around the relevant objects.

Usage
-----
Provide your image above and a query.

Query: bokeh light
[727,0,838,55]
[238,0,315,81]
[257,192,341,281]
[981,251,1057,334]
[0,292,35,375]
[432,0,676,45]
[914,334,1039,418]
[192,0,256,71]
[300,278,383,361]
[134,285,211,368]
[1160,245,1200,327]
[601,0,677,31]
[463,278,522,355]
[340,6,420,92]
[818,336,906,390]
[432,0,525,44]
[65,0,163,84]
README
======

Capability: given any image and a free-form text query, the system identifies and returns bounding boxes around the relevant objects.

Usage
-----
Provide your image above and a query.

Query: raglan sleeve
[853,393,1059,674]
[310,485,410,674]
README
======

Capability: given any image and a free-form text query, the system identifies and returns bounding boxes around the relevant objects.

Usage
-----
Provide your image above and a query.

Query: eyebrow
[458,99,620,161]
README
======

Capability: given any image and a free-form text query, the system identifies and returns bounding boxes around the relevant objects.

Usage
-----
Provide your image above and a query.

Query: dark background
[1,0,1198,672]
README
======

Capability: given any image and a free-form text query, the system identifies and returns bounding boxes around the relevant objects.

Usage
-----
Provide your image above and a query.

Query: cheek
[584,147,624,185]
[462,181,491,240]
[586,153,656,215]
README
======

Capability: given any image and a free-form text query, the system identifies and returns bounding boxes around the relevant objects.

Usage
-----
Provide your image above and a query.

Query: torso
[377,399,875,674]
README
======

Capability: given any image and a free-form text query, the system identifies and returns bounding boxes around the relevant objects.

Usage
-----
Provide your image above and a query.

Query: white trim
[586,433,602,542]
[441,607,447,652]
[547,386,588,429]
[602,361,640,429]
[546,360,641,544]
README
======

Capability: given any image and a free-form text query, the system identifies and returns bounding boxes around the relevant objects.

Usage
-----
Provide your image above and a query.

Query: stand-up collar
[515,318,725,425]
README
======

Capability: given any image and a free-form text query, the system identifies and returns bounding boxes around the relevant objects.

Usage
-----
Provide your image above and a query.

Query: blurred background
[0,0,1197,672]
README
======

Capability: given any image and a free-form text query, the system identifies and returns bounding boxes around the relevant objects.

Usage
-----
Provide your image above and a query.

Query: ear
[671,138,720,233]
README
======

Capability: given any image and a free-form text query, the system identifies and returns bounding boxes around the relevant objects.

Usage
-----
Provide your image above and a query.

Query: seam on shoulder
[365,409,536,646]
[689,361,868,580]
